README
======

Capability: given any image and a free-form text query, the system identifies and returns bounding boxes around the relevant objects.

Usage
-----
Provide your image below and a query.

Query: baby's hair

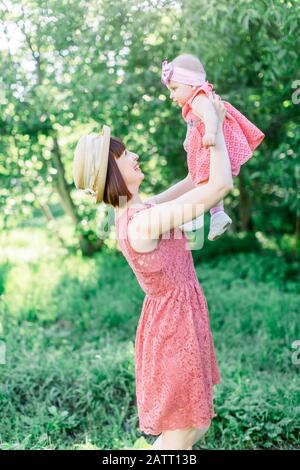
[172,53,206,77]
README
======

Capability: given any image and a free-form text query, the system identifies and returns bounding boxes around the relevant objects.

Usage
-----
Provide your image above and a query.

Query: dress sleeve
[191,82,214,102]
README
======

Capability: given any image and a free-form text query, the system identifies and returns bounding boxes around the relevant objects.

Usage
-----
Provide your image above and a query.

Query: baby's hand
[202,132,216,147]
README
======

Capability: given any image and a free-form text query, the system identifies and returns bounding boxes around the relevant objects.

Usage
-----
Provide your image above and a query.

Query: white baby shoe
[208,211,232,241]
[179,215,204,232]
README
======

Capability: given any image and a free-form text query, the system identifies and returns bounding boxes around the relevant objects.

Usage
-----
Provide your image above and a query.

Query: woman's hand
[202,132,216,147]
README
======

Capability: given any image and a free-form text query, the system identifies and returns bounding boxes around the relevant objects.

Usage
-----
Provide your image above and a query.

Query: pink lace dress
[115,203,221,436]
[182,82,265,184]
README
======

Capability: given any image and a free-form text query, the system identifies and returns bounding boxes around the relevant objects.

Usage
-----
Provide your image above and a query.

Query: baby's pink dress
[182,82,265,184]
[115,203,221,435]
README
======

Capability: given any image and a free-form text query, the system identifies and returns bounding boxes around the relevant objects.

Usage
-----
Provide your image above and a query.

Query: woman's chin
[132,171,144,186]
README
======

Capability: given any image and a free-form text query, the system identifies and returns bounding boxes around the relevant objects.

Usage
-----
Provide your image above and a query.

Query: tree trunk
[31,187,67,248]
[51,135,104,256]
[238,167,253,232]
[295,213,300,256]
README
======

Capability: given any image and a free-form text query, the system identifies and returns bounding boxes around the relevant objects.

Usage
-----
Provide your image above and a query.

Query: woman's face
[167,80,195,107]
[116,148,144,188]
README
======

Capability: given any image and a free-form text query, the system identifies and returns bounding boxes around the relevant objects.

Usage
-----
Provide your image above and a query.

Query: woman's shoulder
[115,202,153,221]
[128,230,159,254]
[128,203,159,254]
[116,203,159,254]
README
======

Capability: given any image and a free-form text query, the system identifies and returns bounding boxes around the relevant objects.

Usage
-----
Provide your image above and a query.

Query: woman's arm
[129,95,233,241]
[144,173,196,205]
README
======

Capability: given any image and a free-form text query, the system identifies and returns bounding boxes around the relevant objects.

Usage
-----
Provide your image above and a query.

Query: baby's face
[167,80,195,107]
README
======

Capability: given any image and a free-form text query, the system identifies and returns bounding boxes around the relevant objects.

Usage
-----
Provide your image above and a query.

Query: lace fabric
[182,82,265,184]
[115,204,221,435]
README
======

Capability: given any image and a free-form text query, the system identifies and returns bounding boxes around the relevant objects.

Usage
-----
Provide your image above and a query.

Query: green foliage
[1,2,299,449]
[0,228,299,449]
[192,230,261,264]
[0,0,299,242]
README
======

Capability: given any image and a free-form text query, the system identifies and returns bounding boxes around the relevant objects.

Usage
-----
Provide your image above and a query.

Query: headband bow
[161,59,206,87]
[161,60,174,85]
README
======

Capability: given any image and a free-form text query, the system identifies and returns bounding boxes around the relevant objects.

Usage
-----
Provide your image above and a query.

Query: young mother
[73,94,233,450]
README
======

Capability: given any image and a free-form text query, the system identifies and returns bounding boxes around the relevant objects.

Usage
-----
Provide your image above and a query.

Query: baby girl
[161,54,265,240]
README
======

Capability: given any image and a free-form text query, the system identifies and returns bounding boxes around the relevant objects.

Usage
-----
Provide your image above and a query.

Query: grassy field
[0,227,299,450]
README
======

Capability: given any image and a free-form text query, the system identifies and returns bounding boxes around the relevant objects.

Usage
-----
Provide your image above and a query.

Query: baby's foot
[179,215,204,232]
[208,211,232,241]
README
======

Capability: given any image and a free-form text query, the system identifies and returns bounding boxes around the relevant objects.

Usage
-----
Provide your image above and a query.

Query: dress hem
[138,416,216,436]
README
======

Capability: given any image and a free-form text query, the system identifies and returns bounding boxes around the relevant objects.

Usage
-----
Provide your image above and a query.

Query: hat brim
[95,125,111,203]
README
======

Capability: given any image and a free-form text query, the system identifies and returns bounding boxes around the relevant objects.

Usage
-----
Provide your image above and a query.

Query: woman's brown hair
[103,137,133,207]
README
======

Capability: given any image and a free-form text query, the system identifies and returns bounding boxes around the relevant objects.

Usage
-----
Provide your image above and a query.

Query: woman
[73,94,233,450]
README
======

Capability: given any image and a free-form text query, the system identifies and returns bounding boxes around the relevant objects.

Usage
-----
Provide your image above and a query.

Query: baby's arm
[191,94,219,147]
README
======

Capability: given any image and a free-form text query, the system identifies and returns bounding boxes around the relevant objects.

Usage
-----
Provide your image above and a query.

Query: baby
[161,54,265,240]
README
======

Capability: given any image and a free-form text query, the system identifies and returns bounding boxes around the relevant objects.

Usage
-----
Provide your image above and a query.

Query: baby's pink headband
[161,60,206,87]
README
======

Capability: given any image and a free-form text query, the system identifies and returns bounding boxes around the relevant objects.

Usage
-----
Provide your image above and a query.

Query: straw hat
[73,125,111,204]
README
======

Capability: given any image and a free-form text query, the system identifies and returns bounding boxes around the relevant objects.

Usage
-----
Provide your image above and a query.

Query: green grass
[0,227,299,450]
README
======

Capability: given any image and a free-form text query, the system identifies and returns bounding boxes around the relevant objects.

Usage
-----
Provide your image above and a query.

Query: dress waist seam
[145,278,200,299]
